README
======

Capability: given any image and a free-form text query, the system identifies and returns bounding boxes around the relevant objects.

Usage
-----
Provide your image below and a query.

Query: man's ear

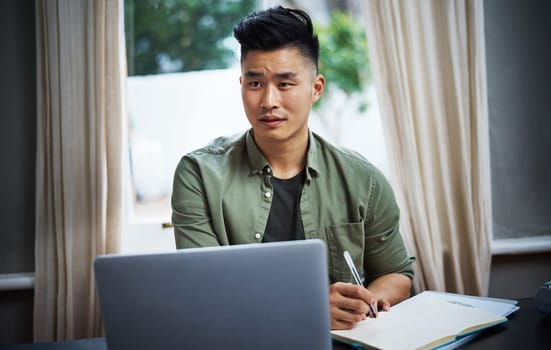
[312,74,325,103]
[239,75,243,86]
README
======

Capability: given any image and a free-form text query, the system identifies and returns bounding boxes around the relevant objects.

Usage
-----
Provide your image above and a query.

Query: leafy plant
[125,0,256,75]
[316,11,371,112]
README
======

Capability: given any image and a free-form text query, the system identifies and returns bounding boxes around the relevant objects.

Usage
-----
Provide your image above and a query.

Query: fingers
[378,298,391,312]
[329,282,377,330]
[330,303,365,330]
[339,282,378,317]
[337,282,376,304]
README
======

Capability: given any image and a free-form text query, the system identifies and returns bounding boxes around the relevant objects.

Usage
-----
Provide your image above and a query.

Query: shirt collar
[246,130,270,175]
[245,129,322,179]
[305,129,321,179]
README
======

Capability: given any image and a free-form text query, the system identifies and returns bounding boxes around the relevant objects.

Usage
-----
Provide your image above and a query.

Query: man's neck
[255,133,308,179]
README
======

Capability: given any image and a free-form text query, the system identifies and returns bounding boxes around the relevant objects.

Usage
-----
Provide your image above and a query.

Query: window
[484,0,551,251]
[122,0,389,252]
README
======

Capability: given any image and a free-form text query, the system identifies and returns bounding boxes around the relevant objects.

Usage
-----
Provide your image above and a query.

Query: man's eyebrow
[244,70,263,78]
[243,70,298,79]
[274,72,298,79]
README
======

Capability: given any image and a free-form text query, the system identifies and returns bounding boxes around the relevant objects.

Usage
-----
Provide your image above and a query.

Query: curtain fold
[363,0,492,295]
[34,0,124,341]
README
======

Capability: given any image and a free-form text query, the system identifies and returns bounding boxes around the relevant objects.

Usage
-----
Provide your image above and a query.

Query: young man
[172,6,414,330]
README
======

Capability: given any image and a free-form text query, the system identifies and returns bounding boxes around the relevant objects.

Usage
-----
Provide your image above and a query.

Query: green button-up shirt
[172,129,414,284]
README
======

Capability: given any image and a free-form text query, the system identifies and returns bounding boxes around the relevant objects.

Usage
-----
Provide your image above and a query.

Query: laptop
[94,239,332,350]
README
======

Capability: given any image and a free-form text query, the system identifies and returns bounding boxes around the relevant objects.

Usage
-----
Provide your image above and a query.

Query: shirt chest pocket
[325,221,365,285]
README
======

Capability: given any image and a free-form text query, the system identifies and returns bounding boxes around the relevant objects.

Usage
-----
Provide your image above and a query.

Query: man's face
[240,47,324,146]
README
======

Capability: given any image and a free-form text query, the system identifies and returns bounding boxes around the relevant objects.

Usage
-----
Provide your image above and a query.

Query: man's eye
[279,82,294,88]
[248,81,261,88]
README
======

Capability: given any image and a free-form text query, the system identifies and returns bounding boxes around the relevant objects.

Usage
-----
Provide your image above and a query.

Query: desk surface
[455,297,551,349]
[3,298,549,350]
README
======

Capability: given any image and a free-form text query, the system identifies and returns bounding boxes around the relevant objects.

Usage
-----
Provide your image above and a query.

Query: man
[172,6,414,330]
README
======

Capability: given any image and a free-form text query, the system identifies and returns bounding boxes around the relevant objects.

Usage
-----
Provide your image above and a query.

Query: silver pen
[343,250,377,318]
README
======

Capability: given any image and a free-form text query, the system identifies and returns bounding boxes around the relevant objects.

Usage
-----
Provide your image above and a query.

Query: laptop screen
[94,239,332,350]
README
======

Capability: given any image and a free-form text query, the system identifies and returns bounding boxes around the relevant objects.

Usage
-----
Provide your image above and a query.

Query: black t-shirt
[262,168,306,242]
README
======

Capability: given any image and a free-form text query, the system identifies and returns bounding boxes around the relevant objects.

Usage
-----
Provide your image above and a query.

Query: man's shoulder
[311,132,395,198]
[186,130,247,160]
[312,132,377,173]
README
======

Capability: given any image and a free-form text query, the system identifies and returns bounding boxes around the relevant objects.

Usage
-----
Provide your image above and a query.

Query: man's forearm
[366,273,412,306]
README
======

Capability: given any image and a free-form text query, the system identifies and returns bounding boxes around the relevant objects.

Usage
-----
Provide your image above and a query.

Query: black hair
[233,6,319,72]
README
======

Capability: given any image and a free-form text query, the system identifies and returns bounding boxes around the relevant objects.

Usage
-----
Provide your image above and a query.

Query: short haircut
[233,6,319,72]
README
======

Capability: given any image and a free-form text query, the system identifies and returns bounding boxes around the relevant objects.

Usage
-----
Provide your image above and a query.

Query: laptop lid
[94,239,332,350]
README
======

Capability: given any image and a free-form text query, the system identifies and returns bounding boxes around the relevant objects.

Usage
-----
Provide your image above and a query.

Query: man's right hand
[328,282,377,330]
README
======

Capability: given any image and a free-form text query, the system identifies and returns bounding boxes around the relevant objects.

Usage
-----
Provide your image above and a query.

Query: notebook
[331,292,510,350]
[94,239,332,350]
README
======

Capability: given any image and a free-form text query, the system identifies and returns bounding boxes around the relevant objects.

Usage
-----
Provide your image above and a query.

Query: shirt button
[264,191,272,198]
[255,233,261,240]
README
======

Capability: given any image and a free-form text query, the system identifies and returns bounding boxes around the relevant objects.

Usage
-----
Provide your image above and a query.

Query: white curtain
[363,0,492,295]
[34,0,125,341]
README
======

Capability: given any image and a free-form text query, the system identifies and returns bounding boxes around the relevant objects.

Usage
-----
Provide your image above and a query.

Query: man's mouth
[259,115,286,127]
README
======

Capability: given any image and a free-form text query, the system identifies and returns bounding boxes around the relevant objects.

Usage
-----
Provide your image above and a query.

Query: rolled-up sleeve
[171,155,220,249]
[362,169,415,282]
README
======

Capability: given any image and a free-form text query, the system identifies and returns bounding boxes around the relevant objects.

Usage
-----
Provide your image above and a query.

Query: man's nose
[261,84,279,109]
